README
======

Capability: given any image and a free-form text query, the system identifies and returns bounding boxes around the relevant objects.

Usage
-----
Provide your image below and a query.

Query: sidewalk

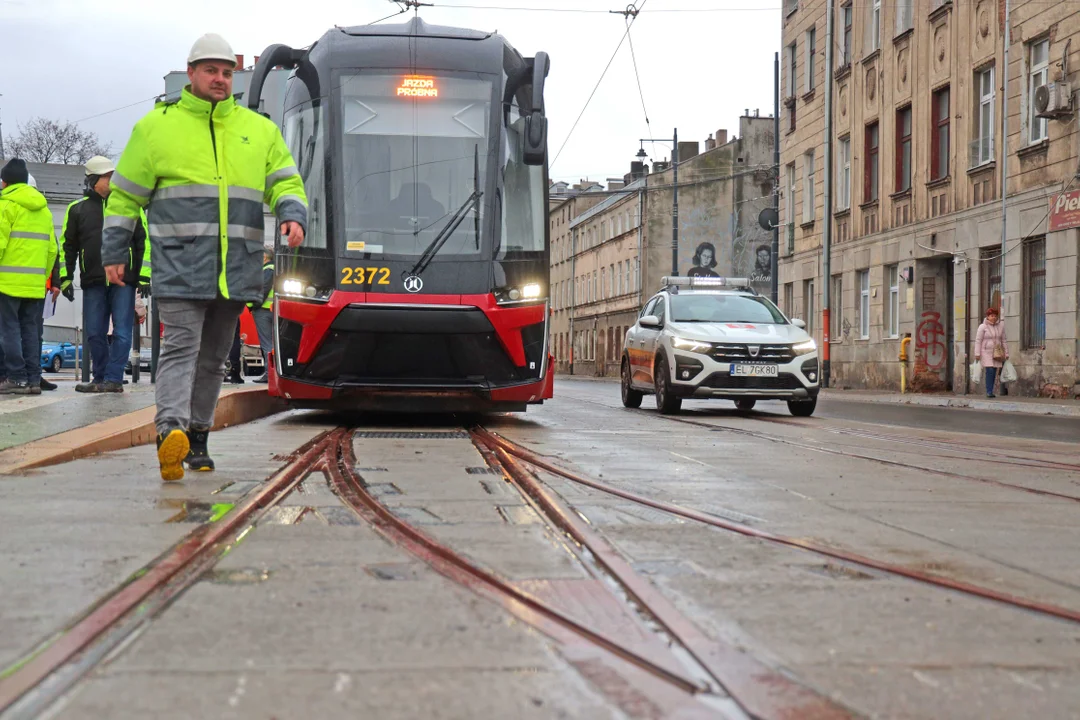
[820,388,1080,418]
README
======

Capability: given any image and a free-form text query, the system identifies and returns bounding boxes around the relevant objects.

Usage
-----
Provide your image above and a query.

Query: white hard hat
[187,33,237,66]
[85,156,115,176]
[27,174,36,188]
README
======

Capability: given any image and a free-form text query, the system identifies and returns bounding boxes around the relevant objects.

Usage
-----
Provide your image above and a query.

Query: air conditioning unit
[1035,82,1073,119]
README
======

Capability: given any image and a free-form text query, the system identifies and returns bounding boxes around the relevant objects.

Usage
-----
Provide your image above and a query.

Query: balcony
[969,136,994,170]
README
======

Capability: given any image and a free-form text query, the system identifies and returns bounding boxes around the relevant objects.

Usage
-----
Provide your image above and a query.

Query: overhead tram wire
[619,5,652,140]
[551,0,649,171]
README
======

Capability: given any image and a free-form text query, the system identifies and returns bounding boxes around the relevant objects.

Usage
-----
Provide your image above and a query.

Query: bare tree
[7,118,112,165]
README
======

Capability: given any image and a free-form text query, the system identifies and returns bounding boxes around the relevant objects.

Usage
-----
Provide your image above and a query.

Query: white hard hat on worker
[84,156,115,176]
[187,33,237,104]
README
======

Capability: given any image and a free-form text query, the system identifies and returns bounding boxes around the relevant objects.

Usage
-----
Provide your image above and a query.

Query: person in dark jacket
[59,156,151,393]
[247,249,274,383]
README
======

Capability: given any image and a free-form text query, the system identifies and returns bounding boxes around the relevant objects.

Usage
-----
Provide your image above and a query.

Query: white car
[620,276,820,416]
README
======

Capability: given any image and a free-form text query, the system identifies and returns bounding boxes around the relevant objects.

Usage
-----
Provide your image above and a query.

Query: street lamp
[637,128,679,275]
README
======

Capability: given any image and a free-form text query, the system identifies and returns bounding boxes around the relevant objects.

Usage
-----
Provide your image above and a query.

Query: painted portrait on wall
[686,242,720,278]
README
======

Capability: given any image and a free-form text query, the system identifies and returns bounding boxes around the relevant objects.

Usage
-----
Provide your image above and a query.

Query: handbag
[993,342,1006,362]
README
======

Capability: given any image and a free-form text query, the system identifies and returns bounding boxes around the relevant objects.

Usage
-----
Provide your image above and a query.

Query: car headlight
[792,339,817,356]
[671,337,712,354]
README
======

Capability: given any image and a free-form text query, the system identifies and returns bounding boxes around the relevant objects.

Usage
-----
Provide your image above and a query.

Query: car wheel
[653,355,682,415]
[621,358,643,408]
[734,399,756,412]
[788,398,817,417]
[51,356,62,373]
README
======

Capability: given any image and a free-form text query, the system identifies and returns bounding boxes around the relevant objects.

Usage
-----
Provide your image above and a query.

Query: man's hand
[50,286,61,299]
[281,221,305,248]
[104,265,127,286]
[62,285,75,302]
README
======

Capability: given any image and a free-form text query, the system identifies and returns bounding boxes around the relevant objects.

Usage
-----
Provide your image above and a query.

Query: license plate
[730,364,778,377]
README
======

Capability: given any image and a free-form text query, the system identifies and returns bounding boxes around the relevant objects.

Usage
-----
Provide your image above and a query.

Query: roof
[570,176,645,229]
[26,163,85,205]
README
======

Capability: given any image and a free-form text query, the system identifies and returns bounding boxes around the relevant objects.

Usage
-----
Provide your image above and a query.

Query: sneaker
[156,428,190,482]
[184,428,215,472]
[254,373,268,384]
[28,386,42,396]
[226,375,245,385]
[102,381,124,393]
[39,378,57,391]
[0,380,32,395]
[987,393,996,398]
[76,382,106,393]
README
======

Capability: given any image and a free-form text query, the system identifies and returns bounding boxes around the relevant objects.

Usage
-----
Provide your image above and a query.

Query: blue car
[41,342,83,373]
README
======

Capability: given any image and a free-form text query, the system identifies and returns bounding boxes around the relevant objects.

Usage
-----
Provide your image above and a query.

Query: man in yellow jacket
[102,33,307,481]
[0,158,59,395]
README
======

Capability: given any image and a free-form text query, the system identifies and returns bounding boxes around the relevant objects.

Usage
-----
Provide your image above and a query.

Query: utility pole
[771,52,780,304]
[1000,0,1010,305]
[821,0,836,388]
[671,128,679,275]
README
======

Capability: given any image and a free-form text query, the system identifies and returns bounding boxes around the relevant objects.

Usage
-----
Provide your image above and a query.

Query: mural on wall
[677,200,772,294]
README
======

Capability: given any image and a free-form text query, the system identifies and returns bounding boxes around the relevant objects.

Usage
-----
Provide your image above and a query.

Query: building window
[626,262,632,294]
[600,267,606,299]
[932,86,950,181]
[1023,237,1046,349]
[786,42,797,98]
[838,136,851,211]
[864,122,879,203]
[869,0,881,52]
[802,150,815,223]
[592,270,597,302]
[804,279,815,335]
[974,66,995,167]
[616,261,622,296]
[981,247,1002,313]
[842,5,852,66]
[831,274,843,340]
[609,264,615,296]
[896,106,911,192]
[1029,39,1050,144]
[885,264,899,338]
[634,257,639,291]
[785,162,796,225]
[784,282,794,317]
[805,26,816,93]
[895,0,912,35]
[857,269,870,339]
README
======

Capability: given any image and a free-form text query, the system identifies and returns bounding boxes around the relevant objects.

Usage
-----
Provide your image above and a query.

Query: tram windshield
[339,72,493,259]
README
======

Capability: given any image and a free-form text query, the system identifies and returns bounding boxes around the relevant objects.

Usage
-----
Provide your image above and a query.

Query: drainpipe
[821,0,835,388]
[771,51,780,305]
[637,175,646,304]
[1000,0,1010,304]
[570,224,577,375]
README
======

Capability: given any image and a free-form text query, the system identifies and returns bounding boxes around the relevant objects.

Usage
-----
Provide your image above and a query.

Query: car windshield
[670,294,788,324]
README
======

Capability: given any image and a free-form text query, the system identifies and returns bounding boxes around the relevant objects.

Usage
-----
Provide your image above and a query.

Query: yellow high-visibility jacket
[0,183,58,299]
[103,87,306,303]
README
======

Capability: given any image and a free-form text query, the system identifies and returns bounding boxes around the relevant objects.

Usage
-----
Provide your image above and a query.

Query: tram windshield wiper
[407,189,483,277]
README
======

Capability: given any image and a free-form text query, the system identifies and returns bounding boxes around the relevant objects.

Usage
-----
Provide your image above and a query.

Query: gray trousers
[251,307,274,358]
[155,298,245,435]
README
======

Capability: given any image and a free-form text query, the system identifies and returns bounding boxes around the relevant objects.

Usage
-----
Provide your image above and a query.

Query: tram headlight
[522,283,542,299]
[279,277,332,303]
[281,279,304,296]
[494,283,546,305]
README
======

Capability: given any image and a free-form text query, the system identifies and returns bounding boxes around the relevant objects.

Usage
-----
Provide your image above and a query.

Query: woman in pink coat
[974,307,1008,398]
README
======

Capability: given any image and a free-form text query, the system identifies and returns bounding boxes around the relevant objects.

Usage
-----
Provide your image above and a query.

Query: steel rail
[471,431,858,720]
[325,431,710,699]
[477,428,1080,626]
[0,428,343,717]
[668,414,1080,504]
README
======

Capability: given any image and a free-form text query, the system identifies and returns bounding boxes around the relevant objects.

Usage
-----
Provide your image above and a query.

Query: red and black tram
[247,18,553,412]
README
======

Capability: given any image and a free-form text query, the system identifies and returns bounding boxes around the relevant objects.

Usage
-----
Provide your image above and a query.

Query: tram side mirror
[524,52,550,166]
[248,44,304,113]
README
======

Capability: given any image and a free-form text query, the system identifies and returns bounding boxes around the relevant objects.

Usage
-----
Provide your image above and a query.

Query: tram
[247,18,553,412]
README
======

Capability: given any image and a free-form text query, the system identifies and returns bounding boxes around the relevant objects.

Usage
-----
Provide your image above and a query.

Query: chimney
[754,108,760,117]
[254,55,260,66]
[705,133,716,151]
[630,161,646,181]
[745,108,749,117]
[235,54,244,69]
[716,129,728,145]
[677,141,700,162]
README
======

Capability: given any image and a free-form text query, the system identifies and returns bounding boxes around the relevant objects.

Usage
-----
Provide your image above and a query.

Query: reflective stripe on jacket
[0,183,58,299]
[102,87,307,303]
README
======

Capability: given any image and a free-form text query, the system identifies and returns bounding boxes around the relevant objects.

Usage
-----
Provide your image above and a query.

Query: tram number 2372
[340,267,392,285]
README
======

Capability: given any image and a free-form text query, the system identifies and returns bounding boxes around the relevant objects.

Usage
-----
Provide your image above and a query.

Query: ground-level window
[885,264,899,338]
[831,274,843,340]
[857,269,870,339]
[1023,237,1046,348]
[803,279,815,335]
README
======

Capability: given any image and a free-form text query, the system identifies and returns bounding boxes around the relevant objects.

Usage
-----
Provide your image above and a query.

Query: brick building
[780,0,1080,395]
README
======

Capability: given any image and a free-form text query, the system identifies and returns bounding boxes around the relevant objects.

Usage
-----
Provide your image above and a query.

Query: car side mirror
[639,315,662,329]
[791,318,806,329]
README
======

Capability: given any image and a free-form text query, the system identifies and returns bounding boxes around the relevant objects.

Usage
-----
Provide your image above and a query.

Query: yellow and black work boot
[157,428,189,482]
[184,428,215,472]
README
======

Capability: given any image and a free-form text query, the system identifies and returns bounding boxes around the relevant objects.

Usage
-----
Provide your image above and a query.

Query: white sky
[2,0,781,185]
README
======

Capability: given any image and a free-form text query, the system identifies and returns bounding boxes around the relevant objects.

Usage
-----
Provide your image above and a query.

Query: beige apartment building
[780,0,1080,395]
[551,115,776,376]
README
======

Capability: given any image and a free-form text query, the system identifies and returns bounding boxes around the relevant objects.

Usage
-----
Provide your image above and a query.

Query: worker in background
[248,248,275,384]
[60,156,151,393]
[0,159,59,395]
[101,33,306,482]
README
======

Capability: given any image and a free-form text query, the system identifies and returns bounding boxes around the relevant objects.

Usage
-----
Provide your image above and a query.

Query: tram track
[0,426,857,720]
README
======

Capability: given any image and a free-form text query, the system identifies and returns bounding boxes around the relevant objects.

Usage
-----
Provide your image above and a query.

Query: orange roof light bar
[397,76,439,98]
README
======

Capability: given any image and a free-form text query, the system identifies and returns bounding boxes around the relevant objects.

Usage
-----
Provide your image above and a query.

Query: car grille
[702,373,804,390]
[710,343,796,363]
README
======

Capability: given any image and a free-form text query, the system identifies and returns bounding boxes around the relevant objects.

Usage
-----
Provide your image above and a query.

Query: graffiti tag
[916,311,946,370]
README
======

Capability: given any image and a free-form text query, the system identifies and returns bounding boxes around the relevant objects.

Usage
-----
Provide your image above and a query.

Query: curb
[0,387,285,475]
[820,391,1080,418]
